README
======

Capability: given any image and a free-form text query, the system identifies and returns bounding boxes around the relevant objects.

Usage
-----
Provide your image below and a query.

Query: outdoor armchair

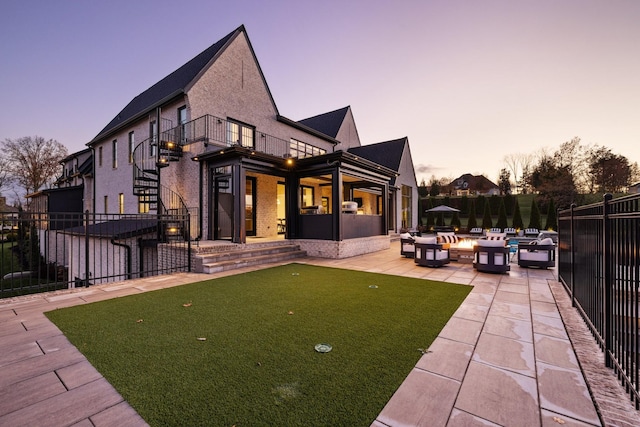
[473,237,510,273]
[517,238,555,268]
[414,236,450,267]
[400,232,416,258]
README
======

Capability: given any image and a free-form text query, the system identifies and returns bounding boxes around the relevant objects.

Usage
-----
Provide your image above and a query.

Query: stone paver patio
[1,241,639,426]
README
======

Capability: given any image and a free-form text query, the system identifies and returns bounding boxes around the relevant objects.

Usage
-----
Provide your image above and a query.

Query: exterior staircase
[193,242,307,274]
[132,119,192,241]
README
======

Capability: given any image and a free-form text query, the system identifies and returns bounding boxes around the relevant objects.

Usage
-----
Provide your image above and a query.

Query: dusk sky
[2,0,639,185]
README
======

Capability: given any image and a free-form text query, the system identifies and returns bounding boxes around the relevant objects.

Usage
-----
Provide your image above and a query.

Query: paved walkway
[1,241,639,426]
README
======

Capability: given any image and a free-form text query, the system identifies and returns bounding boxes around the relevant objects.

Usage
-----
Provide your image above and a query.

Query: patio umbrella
[425,205,460,213]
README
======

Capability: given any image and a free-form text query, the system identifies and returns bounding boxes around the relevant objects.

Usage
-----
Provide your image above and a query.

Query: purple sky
[2,0,639,185]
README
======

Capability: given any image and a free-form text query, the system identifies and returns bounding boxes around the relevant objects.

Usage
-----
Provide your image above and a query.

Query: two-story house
[63,25,418,265]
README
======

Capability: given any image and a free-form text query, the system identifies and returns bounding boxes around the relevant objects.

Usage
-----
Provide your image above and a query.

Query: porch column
[285,174,300,239]
[233,163,245,244]
[333,168,342,241]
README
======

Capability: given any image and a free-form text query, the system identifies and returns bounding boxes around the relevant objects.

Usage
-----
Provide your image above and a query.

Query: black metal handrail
[558,193,640,407]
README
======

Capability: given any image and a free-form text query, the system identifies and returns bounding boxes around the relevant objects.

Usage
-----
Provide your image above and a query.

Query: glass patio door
[214,175,233,240]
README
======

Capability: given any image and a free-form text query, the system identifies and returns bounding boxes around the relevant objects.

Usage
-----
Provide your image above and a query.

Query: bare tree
[2,136,68,199]
[0,153,10,195]
[504,152,537,194]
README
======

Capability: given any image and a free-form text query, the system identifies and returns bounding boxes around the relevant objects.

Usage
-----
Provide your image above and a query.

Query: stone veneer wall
[294,235,390,259]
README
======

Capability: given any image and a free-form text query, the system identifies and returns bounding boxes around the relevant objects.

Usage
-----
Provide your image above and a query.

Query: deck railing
[558,193,640,407]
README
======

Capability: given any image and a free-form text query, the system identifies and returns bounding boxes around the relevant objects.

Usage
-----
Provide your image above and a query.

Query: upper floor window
[128,131,135,163]
[290,139,326,158]
[118,193,125,214]
[112,139,118,169]
[226,119,254,148]
[98,146,103,167]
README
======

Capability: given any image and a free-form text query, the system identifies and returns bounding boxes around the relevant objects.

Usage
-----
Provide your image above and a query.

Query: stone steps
[195,243,307,274]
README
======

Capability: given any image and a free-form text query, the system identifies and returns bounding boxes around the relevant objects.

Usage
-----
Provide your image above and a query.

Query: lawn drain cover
[315,343,332,353]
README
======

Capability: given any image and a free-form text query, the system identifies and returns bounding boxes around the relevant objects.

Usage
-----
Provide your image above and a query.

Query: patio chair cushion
[437,232,459,244]
[399,232,414,240]
[414,236,438,244]
[478,238,507,247]
[426,248,450,261]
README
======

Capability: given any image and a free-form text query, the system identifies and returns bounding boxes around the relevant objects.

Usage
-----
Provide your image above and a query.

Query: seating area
[400,229,557,272]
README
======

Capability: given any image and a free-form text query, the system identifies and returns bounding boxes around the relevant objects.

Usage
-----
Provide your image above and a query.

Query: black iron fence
[558,193,640,407]
[1,211,191,299]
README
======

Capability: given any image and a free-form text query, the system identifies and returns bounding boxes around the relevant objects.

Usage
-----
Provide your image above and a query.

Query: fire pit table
[449,239,477,264]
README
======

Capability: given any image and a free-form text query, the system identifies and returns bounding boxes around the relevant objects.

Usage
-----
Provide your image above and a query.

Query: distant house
[450,174,500,196]
[628,183,640,194]
[47,24,419,264]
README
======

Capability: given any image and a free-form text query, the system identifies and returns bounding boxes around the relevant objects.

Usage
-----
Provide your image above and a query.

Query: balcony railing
[175,114,290,158]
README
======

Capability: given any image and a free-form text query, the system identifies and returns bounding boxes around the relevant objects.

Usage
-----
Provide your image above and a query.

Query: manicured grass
[46,264,471,426]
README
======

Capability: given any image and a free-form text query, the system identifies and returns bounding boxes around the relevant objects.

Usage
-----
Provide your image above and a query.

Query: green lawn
[46,263,470,426]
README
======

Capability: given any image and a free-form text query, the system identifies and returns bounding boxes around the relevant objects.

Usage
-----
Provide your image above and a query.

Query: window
[290,139,326,158]
[178,106,187,143]
[112,139,118,168]
[98,146,103,167]
[401,185,412,228]
[138,194,150,213]
[104,195,108,214]
[150,121,157,157]
[118,193,124,214]
[226,119,254,148]
[128,132,135,163]
[301,185,314,207]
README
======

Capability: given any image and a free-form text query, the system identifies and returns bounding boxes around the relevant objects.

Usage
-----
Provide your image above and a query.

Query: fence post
[603,193,613,368]
[84,210,90,287]
[570,203,576,307]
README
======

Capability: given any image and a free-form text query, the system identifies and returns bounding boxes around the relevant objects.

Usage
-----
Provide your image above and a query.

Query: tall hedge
[512,198,524,230]
[481,202,493,229]
[544,197,557,231]
[467,201,478,229]
[495,198,508,230]
[528,197,542,230]
[451,211,461,229]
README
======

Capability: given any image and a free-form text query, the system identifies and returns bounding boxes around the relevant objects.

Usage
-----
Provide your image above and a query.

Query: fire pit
[450,239,477,263]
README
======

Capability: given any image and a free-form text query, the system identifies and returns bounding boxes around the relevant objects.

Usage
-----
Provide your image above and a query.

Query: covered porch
[193,147,395,258]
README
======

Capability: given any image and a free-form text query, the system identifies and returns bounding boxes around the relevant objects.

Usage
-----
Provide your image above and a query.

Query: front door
[214,175,233,240]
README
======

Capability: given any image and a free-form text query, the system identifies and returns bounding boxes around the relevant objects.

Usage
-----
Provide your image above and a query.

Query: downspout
[198,159,203,240]
[111,237,132,280]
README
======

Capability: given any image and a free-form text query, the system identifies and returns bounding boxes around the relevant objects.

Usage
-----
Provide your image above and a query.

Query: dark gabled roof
[348,138,407,186]
[77,154,93,176]
[348,137,406,172]
[297,106,350,138]
[61,218,158,238]
[91,26,244,143]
